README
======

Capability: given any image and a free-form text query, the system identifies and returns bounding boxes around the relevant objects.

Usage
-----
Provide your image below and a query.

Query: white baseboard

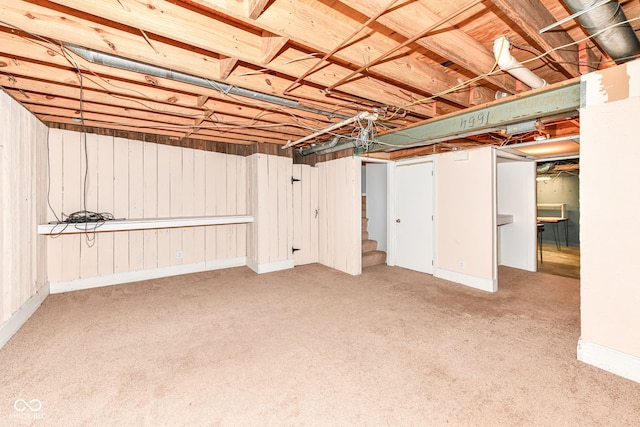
[577,338,640,384]
[246,258,294,274]
[0,282,50,349]
[434,267,497,293]
[49,257,247,294]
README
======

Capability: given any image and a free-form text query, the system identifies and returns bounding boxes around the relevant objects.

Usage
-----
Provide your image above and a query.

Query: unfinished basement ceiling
[0,0,639,158]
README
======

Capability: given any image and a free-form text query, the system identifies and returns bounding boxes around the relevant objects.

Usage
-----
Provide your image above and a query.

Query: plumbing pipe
[282,111,377,149]
[493,37,547,90]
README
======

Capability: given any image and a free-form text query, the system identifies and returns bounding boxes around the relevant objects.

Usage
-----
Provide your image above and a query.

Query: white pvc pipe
[493,36,547,90]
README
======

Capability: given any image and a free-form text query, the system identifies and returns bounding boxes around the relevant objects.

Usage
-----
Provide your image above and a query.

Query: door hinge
[292,177,301,184]
[292,247,301,253]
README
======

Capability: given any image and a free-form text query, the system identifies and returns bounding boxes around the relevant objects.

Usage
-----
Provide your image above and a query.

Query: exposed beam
[367,79,581,152]
[41,0,454,116]
[247,0,270,19]
[0,3,376,119]
[218,56,239,80]
[261,31,288,64]
[339,0,517,94]
[189,0,498,107]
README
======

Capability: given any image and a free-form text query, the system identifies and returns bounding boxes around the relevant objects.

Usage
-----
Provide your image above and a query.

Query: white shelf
[38,215,254,235]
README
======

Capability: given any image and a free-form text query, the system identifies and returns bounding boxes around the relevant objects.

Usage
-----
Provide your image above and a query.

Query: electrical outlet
[176,250,183,259]
[459,260,465,270]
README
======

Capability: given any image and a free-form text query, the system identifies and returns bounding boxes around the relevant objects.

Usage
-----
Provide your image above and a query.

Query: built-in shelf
[497,214,514,226]
[38,215,254,235]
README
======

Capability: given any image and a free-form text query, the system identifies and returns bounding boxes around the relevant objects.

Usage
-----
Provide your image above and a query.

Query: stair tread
[362,239,378,253]
[362,250,387,268]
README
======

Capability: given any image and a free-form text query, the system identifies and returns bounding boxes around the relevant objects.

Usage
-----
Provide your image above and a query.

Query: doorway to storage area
[536,158,581,279]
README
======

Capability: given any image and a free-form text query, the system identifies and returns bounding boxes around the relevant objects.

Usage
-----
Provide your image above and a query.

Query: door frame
[388,155,436,270]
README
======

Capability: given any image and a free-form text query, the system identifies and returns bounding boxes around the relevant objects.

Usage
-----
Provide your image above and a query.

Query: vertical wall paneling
[143,141,158,270]
[317,161,328,266]
[43,128,251,289]
[156,144,172,268]
[215,153,229,259]
[79,133,99,278]
[192,149,206,264]
[204,151,218,261]
[267,155,279,261]
[181,148,195,264]
[35,115,48,298]
[0,90,48,341]
[60,131,82,281]
[128,139,145,271]
[112,137,130,273]
[317,157,361,275]
[46,129,64,282]
[169,146,184,266]
[293,165,303,264]
[246,153,294,273]
[309,166,319,262]
[226,155,237,258]
[96,135,115,276]
[256,154,269,263]
[236,156,247,257]
[275,156,288,262]
[293,164,319,266]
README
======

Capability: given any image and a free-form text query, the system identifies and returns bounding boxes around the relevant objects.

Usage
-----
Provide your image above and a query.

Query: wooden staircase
[362,196,387,268]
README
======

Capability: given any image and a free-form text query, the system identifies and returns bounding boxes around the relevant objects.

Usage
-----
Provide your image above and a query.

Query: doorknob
[396,218,401,223]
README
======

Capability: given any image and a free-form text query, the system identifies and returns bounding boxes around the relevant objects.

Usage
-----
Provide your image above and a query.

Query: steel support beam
[363,79,581,153]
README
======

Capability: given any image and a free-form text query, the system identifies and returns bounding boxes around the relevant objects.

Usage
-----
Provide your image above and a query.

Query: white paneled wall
[317,157,361,275]
[246,153,294,273]
[46,129,247,285]
[0,90,48,335]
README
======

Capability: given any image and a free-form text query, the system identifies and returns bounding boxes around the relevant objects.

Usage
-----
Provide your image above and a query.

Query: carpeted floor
[1,264,639,426]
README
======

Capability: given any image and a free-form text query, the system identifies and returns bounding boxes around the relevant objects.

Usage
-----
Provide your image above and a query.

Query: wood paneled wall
[317,157,361,275]
[46,129,247,283]
[0,90,48,324]
[246,153,294,272]
[292,164,319,266]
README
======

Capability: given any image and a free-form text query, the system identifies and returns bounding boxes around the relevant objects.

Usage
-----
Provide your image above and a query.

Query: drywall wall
[318,156,362,275]
[45,129,248,288]
[578,59,640,383]
[537,173,580,247]
[246,153,294,273]
[0,90,49,347]
[435,147,496,291]
[497,157,537,272]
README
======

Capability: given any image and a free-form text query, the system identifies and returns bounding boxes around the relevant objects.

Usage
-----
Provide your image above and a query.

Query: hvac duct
[493,37,547,90]
[298,136,358,156]
[562,0,640,64]
[65,44,348,120]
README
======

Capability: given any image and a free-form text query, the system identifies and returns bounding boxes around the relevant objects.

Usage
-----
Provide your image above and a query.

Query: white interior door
[292,164,319,266]
[394,161,434,273]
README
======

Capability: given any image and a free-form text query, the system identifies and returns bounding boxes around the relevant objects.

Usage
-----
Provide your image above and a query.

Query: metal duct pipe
[494,37,547,90]
[65,44,349,120]
[562,0,640,64]
[299,136,358,156]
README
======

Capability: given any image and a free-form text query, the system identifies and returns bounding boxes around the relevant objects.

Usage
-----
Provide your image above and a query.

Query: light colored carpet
[1,264,639,426]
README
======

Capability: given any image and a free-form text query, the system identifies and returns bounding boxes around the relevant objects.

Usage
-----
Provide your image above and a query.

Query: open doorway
[536,159,580,279]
